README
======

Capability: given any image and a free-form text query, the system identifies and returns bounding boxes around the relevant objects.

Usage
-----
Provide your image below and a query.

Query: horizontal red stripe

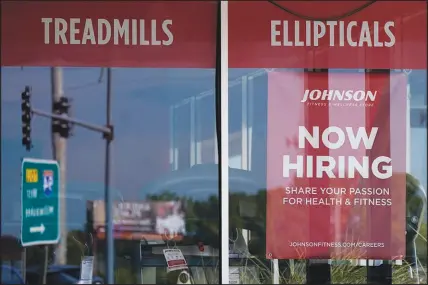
[2,2,426,69]
[1,1,216,68]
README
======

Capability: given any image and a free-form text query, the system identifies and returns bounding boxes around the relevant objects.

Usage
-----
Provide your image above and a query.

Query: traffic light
[52,97,72,138]
[21,86,32,151]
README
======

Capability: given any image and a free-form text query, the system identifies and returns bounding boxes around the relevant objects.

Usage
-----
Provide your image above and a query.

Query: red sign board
[1,1,216,67]
[266,71,407,259]
[229,1,427,69]
[2,1,426,69]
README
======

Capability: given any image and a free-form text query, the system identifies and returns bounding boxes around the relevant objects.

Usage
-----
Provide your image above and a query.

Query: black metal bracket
[306,261,331,284]
[365,69,392,73]
[304,68,329,73]
[103,125,114,141]
[367,262,393,285]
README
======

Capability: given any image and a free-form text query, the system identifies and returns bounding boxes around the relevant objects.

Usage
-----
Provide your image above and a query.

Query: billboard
[91,200,186,241]
[266,71,407,259]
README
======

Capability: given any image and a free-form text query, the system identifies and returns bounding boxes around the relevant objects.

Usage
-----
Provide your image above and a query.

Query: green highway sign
[21,158,60,247]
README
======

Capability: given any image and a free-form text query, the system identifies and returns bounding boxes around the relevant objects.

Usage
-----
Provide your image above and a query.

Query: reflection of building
[169,69,264,174]
[170,69,428,189]
[168,69,428,274]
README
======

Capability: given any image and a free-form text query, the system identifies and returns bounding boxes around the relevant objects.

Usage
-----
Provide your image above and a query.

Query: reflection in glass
[228,68,428,284]
[172,102,192,170]
[1,67,219,284]
[196,96,216,165]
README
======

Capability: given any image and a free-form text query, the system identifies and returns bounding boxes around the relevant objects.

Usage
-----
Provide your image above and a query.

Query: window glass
[410,108,427,128]
[228,1,427,284]
[1,266,24,284]
[63,268,81,279]
[1,1,219,284]
[229,82,243,169]
[196,96,216,164]
[172,102,192,170]
[228,70,428,284]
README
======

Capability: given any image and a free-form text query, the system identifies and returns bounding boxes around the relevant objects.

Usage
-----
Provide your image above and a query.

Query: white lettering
[326,21,337,46]
[41,18,53,44]
[69,18,81,44]
[114,19,129,45]
[298,125,318,149]
[283,155,304,178]
[162,19,174,46]
[384,21,395,47]
[294,21,304,46]
[271,20,396,47]
[98,19,111,45]
[82,19,96,45]
[42,18,174,46]
[282,126,392,179]
[54,18,68,44]
[372,156,392,179]
[131,19,138,45]
[139,20,150,45]
[301,89,377,102]
[373,22,383,47]
[359,21,372,47]
[300,126,378,150]
[313,21,326,46]
[283,154,391,179]
[271,20,281,46]
[283,21,293,46]
[151,19,161,46]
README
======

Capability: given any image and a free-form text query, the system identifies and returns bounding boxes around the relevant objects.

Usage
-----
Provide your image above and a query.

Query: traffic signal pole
[104,67,114,285]
[20,68,114,283]
[51,67,68,266]
[31,108,111,134]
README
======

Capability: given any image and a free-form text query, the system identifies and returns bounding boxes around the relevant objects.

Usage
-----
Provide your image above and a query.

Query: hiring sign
[266,71,407,259]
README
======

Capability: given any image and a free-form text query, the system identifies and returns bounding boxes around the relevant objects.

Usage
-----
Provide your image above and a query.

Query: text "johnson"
[301,90,377,103]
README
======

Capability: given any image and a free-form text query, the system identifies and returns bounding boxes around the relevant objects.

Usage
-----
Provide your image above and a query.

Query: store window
[1,1,427,284]
[171,100,193,170]
[1,1,220,284]
[409,71,428,191]
[196,95,217,165]
[228,1,427,284]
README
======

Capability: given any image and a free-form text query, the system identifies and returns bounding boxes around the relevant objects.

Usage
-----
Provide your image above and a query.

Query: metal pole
[21,248,26,284]
[272,259,279,284]
[42,245,49,284]
[104,68,114,284]
[51,67,67,265]
[219,2,230,284]
[32,108,111,134]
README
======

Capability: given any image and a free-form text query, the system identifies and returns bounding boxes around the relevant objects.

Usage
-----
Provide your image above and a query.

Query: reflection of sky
[1,67,426,235]
[1,67,221,235]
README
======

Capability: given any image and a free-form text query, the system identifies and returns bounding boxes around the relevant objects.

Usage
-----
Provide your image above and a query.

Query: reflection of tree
[67,229,87,265]
[0,235,22,261]
[229,190,267,257]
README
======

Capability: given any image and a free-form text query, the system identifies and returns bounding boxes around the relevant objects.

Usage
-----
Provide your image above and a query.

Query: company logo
[301,89,377,103]
[25,169,38,183]
[43,170,54,197]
